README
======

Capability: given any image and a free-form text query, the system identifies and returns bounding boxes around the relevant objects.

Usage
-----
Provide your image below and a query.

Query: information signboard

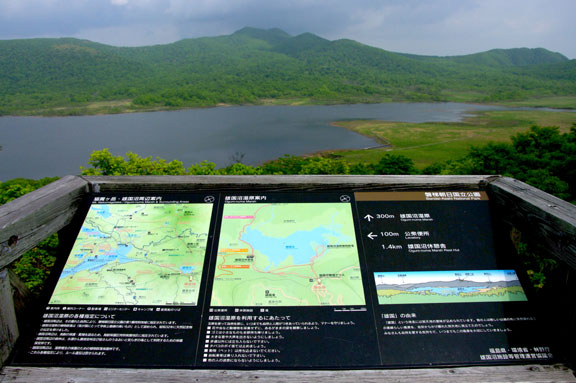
[355,191,548,366]
[13,190,553,368]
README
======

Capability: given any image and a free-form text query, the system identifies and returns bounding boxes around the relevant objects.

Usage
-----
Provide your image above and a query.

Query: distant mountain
[0,38,149,89]
[272,32,330,55]
[0,27,574,115]
[447,48,568,67]
[233,27,291,45]
[376,278,523,291]
[402,47,569,67]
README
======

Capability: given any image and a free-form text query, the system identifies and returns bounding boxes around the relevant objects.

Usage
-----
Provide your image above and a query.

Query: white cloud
[166,0,250,18]
[0,0,574,57]
[76,24,181,46]
[108,0,163,11]
[0,0,55,14]
[0,0,93,16]
[329,0,576,57]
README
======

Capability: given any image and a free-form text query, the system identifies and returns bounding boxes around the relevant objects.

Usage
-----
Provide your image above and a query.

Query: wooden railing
[1,175,575,383]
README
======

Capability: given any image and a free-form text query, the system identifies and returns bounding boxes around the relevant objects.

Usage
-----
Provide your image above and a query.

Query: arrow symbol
[367,232,378,240]
[364,214,374,222]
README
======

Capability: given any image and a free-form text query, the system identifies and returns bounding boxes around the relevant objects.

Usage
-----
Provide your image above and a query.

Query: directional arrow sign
[364,214,374,222]
[367,232,378,240]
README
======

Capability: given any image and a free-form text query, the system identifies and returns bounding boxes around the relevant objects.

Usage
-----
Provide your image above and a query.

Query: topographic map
[49,203,213,306]
[211,202,365,306]
[375,270,527,304]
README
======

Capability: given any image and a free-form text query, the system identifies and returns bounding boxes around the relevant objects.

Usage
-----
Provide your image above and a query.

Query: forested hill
[400,48,569,67]
[0,27,574,115]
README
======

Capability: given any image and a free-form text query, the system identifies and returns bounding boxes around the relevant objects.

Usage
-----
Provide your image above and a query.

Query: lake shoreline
[311,109,576,169]
[329,121,392,147]
[2,103,574,181]
[2,96,575,118]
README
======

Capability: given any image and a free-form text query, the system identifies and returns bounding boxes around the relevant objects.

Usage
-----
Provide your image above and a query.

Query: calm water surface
[0,103,504,180]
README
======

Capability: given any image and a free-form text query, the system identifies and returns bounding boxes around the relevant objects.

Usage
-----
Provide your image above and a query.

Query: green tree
[81,149,187,175]
[511,125,576,200]
[298,157,351,175]
[372,153,417,175]
[0,177,59,204]
[217,163,261,175]
[429,125,576,202]
[9,235,59,294]
[259,155,310,174]
[187,160,219,175]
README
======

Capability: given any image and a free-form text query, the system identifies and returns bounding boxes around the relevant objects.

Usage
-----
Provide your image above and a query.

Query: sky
[0,0,575,58]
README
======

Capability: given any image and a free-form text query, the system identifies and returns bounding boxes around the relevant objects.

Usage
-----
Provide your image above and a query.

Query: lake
[0,102,505,181]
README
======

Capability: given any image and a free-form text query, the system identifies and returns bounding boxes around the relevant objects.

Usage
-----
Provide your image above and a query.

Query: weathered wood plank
[6,270,32,325]
[1,364,575,383]
[0,270,19,367]
[487,177,576,269]
[84,175,497,193]
[0,176,89,270]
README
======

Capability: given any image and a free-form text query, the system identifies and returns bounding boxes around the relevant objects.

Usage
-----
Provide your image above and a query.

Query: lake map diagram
[49,203,213,306]
[211,202,366,306]
[374,270,527,304]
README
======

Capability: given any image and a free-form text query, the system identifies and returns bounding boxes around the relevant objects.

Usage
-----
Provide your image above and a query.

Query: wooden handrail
[488,177,576,269]
[0,175,88,270]
[2,364,576,383]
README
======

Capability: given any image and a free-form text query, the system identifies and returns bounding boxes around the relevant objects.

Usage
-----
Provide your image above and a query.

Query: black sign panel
[12,190,553,368]
[14,193,219,367]
[355,191,552,366]
[197,192,379,367]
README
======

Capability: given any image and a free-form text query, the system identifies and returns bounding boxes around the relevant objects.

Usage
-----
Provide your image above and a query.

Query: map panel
[49,203,213,306]
[211,202,366,306]
[375,270,527,304]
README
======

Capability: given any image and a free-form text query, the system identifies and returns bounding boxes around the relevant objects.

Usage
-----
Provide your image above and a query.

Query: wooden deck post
[0,269,19,367]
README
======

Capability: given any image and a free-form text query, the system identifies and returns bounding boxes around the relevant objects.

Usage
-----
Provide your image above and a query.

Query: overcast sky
[0,0,574,58]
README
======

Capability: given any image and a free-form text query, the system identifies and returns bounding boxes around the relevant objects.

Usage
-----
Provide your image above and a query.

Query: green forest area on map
[49,203,213,306]
[211,202,366,306]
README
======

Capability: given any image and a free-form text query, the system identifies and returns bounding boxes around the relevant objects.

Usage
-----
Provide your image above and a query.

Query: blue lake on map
[180,266,196,274]
[241,226,347,269]
[411,287,485,295]
[92,205,112,219]
[61,244,135,279]
[80,227,110,238]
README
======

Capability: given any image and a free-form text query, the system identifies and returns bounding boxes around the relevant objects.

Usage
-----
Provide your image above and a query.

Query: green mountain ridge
[401,47,569,67]
[0,27,574,115]
[233,27,292,45]
[448,48,569,67]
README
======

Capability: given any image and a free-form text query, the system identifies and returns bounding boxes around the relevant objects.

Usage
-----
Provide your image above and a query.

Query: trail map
[211,202,366,306]
[49,203,213,306]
